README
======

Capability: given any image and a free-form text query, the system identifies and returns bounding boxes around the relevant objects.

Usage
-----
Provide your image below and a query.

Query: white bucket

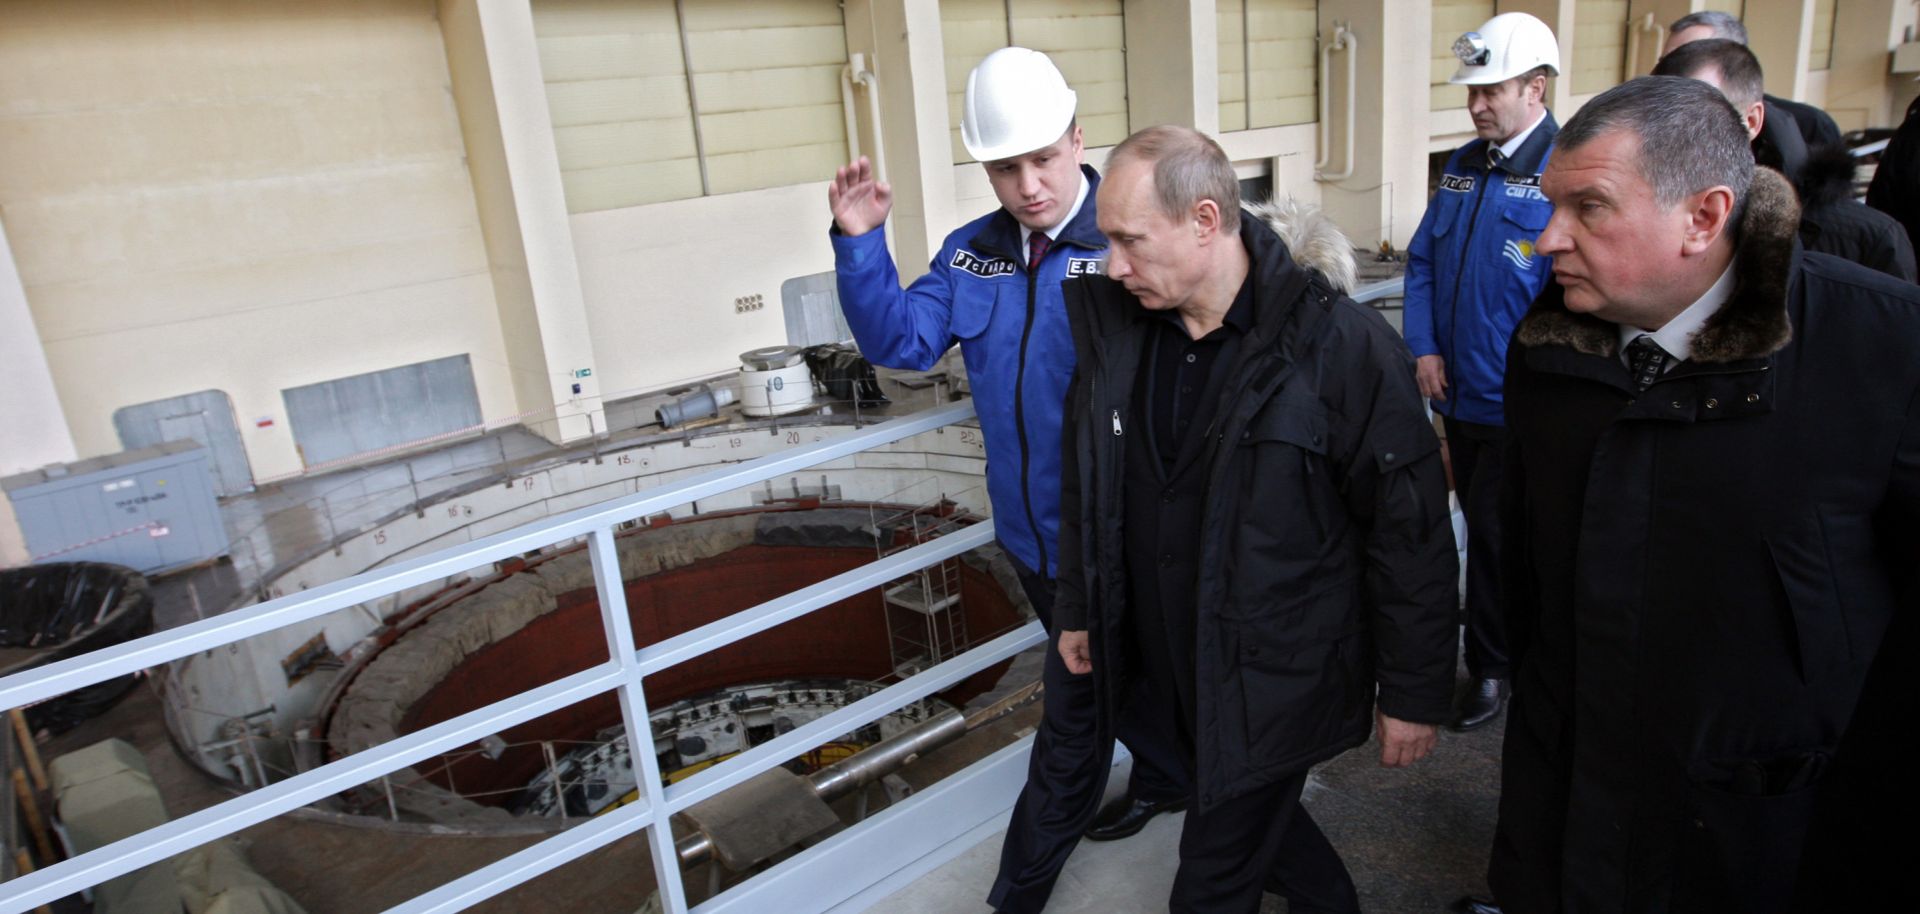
[739,347,814,417]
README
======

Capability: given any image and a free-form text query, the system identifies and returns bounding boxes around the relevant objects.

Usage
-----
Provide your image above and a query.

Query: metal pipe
[807,709,965,801]
[851,53,886,185]
[655,385,736,429]
[1627,12,1662,78]
[1317,24,1360,182]
[673,706,971,867]
[1315,28,1335,170]
[840,65,863,163]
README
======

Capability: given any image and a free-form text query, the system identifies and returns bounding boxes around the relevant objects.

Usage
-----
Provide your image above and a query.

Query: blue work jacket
[831,165,1105,579]
[1404,115,1559,426]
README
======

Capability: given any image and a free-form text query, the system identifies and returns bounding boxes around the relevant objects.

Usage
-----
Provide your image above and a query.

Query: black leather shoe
[1448,896,1503,914]
[1450,677,1508,731]
[1083,793,1188,841]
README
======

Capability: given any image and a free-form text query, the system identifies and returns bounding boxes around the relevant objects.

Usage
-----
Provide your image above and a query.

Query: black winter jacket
[1867,95,1920,251]
[1053,210,1457,813]
[1797,144,1917,282]
[1491,168,1920,913]
[1767,93,1842,151]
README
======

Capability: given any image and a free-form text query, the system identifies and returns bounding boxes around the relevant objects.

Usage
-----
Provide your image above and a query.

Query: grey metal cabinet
[2,441,229,574]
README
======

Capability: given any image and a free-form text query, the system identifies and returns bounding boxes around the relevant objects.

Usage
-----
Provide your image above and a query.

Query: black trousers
[1173,769,1359,914]
[987,562,1190,914]
[1444,415,1509,679]
[1130,587,1357,914]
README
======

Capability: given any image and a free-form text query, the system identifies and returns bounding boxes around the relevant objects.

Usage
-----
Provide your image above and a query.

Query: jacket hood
[1246,196,1358,293]
[1514,166,1799,363]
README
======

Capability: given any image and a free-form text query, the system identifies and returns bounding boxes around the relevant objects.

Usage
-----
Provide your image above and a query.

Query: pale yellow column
[1316,1,1432,250]
[1502,0,1581,114]
[843,0,960,279]
[1125,0,1219,135]
[1824,0,1905,130]
[0,217,78,566]
[1748,0,1819,101]
[438,0,604,444]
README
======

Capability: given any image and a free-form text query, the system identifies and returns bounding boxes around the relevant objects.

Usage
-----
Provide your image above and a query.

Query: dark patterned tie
[1028,232,1051,273]
[1626,335,1671,392]
[1486,145,1506,172]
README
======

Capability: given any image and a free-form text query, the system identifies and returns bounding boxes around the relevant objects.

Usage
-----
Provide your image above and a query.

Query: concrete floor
[866,698,1501,914]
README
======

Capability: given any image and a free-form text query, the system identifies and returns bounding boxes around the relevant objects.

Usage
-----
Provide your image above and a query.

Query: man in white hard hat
[827,47,1187,914]
[1403,11,1560,736]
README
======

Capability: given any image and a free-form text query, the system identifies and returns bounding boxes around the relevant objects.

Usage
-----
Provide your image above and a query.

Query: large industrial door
[282,354,483,470]
[114,390,254,497]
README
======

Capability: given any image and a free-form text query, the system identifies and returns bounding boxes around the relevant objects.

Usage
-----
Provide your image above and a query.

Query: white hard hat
[961,47,1078,162]
[1449,12,1561,85]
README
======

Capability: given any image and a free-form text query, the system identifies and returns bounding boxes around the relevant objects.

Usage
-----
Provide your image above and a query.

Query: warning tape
[30,521,163,563]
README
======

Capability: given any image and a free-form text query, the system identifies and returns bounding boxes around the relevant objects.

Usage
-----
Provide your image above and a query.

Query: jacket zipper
[1015,253,1046,577]
[1445,156,1493,415]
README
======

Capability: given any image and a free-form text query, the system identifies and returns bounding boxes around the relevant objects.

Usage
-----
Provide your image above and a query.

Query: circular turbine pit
[319,502,1027,826]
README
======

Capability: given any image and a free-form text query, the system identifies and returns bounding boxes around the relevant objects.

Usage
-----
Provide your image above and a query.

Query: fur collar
[1247,196,1357,293]
[1797,141,1858,210]
[1513,167,1798,363]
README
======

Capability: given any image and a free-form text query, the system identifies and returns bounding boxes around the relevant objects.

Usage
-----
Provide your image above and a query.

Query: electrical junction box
[2,440,229,574]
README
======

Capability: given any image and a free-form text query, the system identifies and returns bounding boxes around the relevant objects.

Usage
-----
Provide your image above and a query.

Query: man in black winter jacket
[1052,125,1457,914]
[1653,38,1916,282]
[1798,142,1917,281]
[1493,76,1917,914]
[1868,94,1920,250]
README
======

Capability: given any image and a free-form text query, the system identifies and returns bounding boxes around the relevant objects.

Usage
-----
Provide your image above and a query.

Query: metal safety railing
[0,400,1045,914]
[0,276,1408,914]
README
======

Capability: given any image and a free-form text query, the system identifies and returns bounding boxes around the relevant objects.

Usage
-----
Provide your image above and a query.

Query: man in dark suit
[1664,10,1843,151]
[1491,76,1916,913]
[1653,38,1915,280]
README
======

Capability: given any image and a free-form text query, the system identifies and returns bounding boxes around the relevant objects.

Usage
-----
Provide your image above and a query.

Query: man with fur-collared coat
[1491,77,1918,913]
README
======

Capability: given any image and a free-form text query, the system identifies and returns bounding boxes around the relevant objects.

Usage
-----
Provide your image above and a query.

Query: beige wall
[1321,0,1433,249]
[0,0,517,481]
[3,0,1914,511]
[1749,0,1819,101]
[571,181,835,398]
[0,217,78,565]
[1819,0,1908,131]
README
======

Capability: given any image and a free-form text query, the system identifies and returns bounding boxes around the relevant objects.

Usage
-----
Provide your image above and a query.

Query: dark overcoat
[1052,212,1457,813]
[1491,168,1920,913]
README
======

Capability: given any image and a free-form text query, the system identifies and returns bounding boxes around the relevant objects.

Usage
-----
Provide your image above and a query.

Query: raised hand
[829,156,893,237]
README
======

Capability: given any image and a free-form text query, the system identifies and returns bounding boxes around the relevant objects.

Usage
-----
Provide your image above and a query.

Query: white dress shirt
[1618,260,1739,368]
[1496,110,1551,161]
[1019,171,1091,252]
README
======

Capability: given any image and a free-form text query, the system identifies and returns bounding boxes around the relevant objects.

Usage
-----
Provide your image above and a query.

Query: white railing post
[589,526,689,914]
